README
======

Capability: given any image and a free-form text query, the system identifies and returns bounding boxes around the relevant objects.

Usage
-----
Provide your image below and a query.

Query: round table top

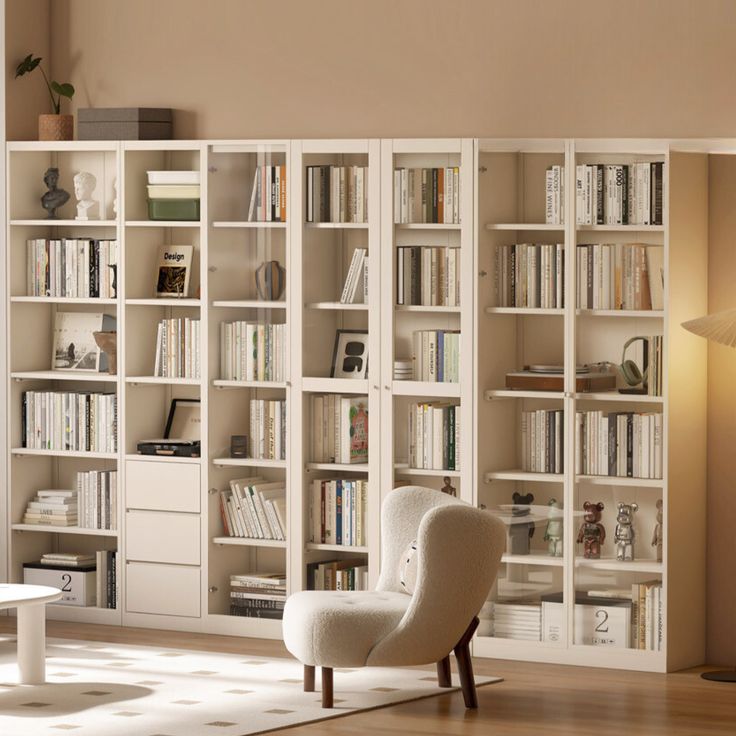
[0,584,63,608]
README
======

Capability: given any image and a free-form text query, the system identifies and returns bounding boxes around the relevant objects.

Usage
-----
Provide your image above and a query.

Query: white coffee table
[0,584,62,684]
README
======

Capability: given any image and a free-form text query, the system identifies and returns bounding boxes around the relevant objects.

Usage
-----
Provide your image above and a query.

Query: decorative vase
[93,331,118,375]
[255,260,286,301]
[39,114,73,141]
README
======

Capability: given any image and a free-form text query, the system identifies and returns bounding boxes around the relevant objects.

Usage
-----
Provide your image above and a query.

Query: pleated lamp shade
[682,308,736,348]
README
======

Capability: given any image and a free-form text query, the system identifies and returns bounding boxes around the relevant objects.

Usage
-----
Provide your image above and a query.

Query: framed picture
[330,329,369,379]
[52,311,117,372]
[164,398,201,440]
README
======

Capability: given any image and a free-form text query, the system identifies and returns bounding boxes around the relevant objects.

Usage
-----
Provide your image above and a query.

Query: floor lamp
[682,308,736,682]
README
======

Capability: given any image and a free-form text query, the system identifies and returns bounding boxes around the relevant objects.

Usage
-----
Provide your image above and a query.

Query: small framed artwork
[164,398,201,440]
[331,329,369,379]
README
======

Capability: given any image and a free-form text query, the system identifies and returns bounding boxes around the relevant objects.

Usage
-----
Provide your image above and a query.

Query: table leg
[17,603,46,685]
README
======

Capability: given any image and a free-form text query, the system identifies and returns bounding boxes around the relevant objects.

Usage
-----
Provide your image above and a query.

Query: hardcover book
[154,244,193,297]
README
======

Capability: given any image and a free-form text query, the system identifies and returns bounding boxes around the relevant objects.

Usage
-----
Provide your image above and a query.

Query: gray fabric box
[78,108,173,140]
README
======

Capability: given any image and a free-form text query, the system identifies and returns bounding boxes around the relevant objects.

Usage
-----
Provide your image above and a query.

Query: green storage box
[148,198,200,221]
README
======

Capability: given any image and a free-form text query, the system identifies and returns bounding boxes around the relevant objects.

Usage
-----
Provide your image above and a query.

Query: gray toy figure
[614,502,638,561]
[543,498,563,557]
[652,499,663,562]
[507,491,534,555]
[41,167,70,219]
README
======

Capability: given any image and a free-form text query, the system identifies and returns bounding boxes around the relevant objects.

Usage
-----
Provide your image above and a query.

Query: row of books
[22,490,79,527]
[307,558,369,591]
[575,163,664,226]
[247,165,287,222]
[520,409,564,474]
[393,167,461,224]
[219,321,286,382]
[339,248,369,304]
[545,165,565,225]
[77,470,117,530]
[575,411,664,479]
[218,478,286,541]
[310,394,369,464]
[306,165,368,223]
[249,399,286,460]
[97,550,119,609]
[411,330,460,382]
[407,402,461,471]
[396,246,461,307]
[26,238,118,299]
[229,572,286,620]
[21,391,117,453]
[646,336,664,398]
[153,318,201,378]
[494,243,565,309]
[309,478,367,547]
[576,243,664,311]
[631,580,663,651]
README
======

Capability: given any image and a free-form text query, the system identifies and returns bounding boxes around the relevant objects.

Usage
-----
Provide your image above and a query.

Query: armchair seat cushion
[283,590,411,668]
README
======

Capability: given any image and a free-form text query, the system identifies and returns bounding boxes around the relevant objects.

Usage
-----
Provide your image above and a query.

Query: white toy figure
[614,502,638,561]
[74,171,100,220]
[652,499,663,562]
[543,498,563,557]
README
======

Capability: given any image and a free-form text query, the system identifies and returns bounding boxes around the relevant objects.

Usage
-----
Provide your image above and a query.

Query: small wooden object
[437,655,452,687]
[303,664,315,692]
[321,666,333,708]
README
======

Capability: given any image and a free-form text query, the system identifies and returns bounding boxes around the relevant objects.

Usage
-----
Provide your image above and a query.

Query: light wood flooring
[0,618,733,735]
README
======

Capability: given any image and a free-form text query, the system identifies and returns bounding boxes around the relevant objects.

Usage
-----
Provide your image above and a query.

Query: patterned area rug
[0,637,500,735]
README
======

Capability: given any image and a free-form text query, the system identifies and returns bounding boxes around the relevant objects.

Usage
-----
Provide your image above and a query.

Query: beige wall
[6,0,736,664]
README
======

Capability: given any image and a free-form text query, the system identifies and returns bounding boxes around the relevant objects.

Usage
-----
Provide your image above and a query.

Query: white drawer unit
[126,562,200,618]
[126,459,201,513]
[126,510,201,565]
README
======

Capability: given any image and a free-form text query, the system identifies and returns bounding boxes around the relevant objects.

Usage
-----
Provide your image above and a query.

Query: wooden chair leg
[321,666,333,708]
[304,664,315,692]
[437,655,452,687]
[453,616,480,709]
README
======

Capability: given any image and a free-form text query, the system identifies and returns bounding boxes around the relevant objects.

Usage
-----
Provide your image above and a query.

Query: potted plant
[15,54,75,141]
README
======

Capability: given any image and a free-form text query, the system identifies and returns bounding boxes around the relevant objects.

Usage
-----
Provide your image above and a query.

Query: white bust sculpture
[74,171,100,221]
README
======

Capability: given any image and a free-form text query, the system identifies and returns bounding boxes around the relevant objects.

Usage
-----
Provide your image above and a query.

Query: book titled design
[154,244,193,297]
[52,311,117,372]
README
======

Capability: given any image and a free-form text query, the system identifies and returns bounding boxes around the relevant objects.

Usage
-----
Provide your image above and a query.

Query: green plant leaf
[51,81,75,99]
[15,54,42,78]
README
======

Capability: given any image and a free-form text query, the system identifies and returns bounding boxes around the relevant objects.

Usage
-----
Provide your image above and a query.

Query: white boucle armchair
[282,486,505,708]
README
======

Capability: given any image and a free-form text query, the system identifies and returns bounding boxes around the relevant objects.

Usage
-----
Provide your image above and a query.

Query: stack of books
[520,409,565,474]
[411,330,460,382]
[495,243,565,309]
[305,165,368,223]
[26,238,118,298]
[407,402,460,471]
[393,167,461,224]
[230,572,286,619]
[154,317,201,378]
[247,165,287,222]
[147,170,200,221]
[393,359,412,381]
[396,246,461,306]
[575,410,664,479]
[23,490,78,527]
[96,550,118,609]
[491,602,542,641]
[310,394,369,464]
[545,165,565,225]
[77,470,118,530]
[218,478,286,541]
[219,321,286,382]
[631,580,663,650]
[40,551,94,567]
[307,558,368,591]
[339,248,368,304]
[309,478,367,547]
[249,399,286,460]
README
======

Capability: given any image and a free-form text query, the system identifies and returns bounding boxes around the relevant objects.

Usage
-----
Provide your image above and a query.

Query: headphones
[620,336,649,387]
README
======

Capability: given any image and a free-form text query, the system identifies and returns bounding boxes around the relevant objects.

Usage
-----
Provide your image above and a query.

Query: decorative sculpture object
[92,331,117,375]
[440,476,456,496]
[507,491,534,555]
[543,498,563,557]
[73,171,100,220]
[109,264,118,298]
[41,167,70,219]
[614,502,638,561]
[255,260,286,301]
[577,501,606,559]
[652,499,663,562]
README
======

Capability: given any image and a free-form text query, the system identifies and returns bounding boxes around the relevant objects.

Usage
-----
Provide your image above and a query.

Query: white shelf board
[576,309,664,319]
[212,380,286,389]
[485,470,564,483]
[212,457,286,468]
[395,223,461,230]
[576,475,664,488]
[211,221,286,229]
[126,220,201,228]
[577,224,664,232]
[306,462,369,473]
[125,298,201,307]
[212,536,287,549]
[395,305,461,313]
[394,464,461,478]
[305,222,368,229]
[486,223,564,231]
[8,140,118,152]
[302,377,369,394]
[306,543,369,553]
[11,524,118,537]
[486,307,564,316]
[12,448,117,460]
[574,557,663,573]
[575,392,664,404]
[485,389,564,401]
[10,219,117,227]
[501,554,564,567]
[125,453,201,465]
[391,380,461,398]
[11,296,117,305]
[11,370,117,383]
[305,302,368,311]
[211,300,287,310]
[126,376,201,386]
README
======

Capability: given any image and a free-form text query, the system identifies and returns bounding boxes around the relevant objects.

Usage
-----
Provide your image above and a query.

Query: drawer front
[126,562,200,618]
[126,510,200,565]
[126,460,200,513]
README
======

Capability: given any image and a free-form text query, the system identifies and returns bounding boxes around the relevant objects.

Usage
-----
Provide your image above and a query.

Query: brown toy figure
[652,499,663,562]
[577,501,606,559]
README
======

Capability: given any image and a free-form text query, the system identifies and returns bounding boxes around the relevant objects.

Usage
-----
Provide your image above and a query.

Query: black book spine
[621,165,629,225]
[229,605,284,619]
[510,246,516,307]
[432,169,438,223]
[412,247,421,305]
[547,410,555,474]
[321,166,330,222]
[626,413,634,477]
[21,391,27,447]
[558,410,564,474]
[85,394,91,452]
[608,413,618,476]
[653,162,663,225]
[271,166,277,221]
[596,165,604,224]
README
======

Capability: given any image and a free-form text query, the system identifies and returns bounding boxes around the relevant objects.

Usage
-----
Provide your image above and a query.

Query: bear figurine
[651,499,663,562]
[577,501,605,559]
[614,502,638,561]
[543,498,563,557]
[507,492,535,555]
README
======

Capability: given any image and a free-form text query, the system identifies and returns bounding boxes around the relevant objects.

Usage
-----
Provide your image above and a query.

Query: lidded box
[78,108,173,140]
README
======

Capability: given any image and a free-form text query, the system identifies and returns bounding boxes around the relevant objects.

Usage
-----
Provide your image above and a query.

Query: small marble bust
[73,171,100,220]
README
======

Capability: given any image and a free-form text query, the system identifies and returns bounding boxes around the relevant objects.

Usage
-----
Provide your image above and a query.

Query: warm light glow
[682,308,736,348]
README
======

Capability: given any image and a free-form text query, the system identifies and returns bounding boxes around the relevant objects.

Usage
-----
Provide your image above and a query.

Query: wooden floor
[0,619,734,735]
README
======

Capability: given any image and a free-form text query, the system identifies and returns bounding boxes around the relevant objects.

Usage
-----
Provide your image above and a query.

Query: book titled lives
[309,478,367,547]
[310,394,368,464]
[407,402,460,471]
[394,167,460,224]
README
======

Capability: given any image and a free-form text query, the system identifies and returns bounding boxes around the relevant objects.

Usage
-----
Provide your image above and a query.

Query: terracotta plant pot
[39,114,73,141]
